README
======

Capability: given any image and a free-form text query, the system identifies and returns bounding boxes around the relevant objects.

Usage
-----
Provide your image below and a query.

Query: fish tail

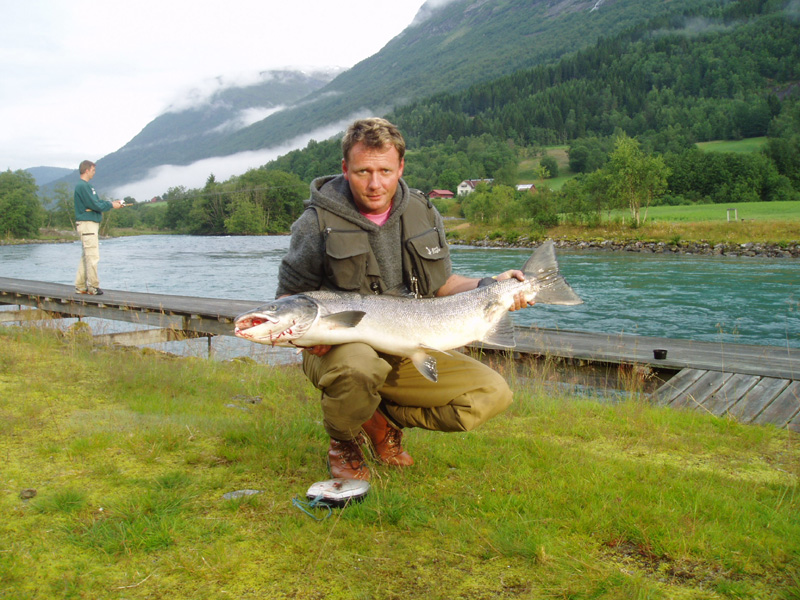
[522,241,583,306]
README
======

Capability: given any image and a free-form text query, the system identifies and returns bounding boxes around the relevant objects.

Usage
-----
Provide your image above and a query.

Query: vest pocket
[324,229,371,291]
[405,228,449,296]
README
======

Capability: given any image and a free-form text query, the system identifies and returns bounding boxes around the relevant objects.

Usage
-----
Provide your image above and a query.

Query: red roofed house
[428,189,455,199]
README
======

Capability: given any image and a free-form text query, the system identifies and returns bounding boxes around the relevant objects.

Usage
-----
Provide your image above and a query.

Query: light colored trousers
[74,220,101,291]
[302,342,513,440]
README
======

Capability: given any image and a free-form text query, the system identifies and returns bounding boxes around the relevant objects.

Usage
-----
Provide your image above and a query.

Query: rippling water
[1,235,798,348]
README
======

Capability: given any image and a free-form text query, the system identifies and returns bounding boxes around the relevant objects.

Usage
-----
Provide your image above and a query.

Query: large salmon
[234,241,582,382]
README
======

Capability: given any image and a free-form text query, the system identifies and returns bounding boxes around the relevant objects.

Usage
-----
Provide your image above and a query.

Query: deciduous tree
[0,169,43,238]
[605,135,669,226]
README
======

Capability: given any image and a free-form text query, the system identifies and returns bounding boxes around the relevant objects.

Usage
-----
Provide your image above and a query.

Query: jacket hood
[307,174,410,231]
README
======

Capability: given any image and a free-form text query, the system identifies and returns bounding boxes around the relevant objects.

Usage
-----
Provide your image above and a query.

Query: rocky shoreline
[4,232,799,258]
[455,237,800,258]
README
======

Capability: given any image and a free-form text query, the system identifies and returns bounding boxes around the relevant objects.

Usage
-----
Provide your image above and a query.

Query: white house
[457,178,493,196]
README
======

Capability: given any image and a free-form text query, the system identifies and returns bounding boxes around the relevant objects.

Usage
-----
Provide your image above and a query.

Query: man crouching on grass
[275,118,533,480]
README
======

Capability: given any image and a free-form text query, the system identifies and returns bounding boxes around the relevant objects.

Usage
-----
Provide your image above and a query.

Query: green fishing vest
[313,190,449,298]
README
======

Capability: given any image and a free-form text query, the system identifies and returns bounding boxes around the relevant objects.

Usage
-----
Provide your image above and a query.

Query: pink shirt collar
[360,204,392,226]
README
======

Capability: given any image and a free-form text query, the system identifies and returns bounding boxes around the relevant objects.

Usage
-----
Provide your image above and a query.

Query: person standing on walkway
[74,160,123,295]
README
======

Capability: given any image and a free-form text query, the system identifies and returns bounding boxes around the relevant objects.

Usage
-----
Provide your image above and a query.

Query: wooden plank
[727,378,792,424]
[0,308,68,323]
[510,326,799,380]
[752,381,800,428]
[93,328,212,346]
[651,368,706,406]
[671,370,734,411]
[701,373,761,417]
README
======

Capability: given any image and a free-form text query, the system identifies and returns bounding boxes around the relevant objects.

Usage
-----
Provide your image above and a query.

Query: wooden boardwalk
[501,328,798,432]
[2,277,798,432]
[0,277,263,337]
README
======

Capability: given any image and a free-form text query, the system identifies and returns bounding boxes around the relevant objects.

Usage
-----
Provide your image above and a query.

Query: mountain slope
[25,166,73,187]
[89,70,335,191]
[86,0,723,192]
[215,0,722,155]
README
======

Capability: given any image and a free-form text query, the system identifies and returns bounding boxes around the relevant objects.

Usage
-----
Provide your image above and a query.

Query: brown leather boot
[327,437,370,480]
[361,410,414,467]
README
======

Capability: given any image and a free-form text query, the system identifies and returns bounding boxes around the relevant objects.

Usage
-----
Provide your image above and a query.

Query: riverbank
[446,219,800,258]
[1,228,77,246]
[5,226,800,258]
[456,236,800,258]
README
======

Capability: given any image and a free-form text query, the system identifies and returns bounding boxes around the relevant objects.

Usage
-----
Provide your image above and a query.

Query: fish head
[234,295,319,346]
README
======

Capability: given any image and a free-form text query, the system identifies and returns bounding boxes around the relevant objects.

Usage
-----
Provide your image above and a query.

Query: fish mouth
[234,313,298,346]
[235,314,278,329]
[233,314,279,339]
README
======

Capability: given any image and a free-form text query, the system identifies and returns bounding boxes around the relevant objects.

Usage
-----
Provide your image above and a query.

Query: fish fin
[536,276,583,305]
[522,240,559,278]
[320,311,366,328]
[481,313,517,348]
[410,352,438,383]
[523,241,583,306]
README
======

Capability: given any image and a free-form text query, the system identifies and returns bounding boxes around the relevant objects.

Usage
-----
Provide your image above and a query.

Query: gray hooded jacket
[276,174,451,298]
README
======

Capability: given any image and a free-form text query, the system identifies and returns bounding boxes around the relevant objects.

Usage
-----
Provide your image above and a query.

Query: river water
[1,235,798,350]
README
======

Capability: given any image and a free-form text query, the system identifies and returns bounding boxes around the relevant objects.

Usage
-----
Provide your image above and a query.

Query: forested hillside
[15,0,800,240]
[391,2,799,150]
[263,1,800,189]
[58,0,725,192]
[86,0,796,238]
[213,0,722,155]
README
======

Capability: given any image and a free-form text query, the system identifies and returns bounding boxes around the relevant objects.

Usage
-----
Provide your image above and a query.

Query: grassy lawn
[2,326,798,599]
[446,201,800,246]
[615,201,800,224]
[696,138,768,154]
[559,201,800,245]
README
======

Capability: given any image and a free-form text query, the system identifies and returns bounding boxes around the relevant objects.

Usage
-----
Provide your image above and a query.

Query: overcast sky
[0,0,436,190]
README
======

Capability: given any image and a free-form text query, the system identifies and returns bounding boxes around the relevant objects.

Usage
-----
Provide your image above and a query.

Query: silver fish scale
[304,278,535,349]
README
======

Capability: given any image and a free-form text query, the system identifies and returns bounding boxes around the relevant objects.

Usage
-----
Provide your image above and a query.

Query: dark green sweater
[74,180,112,223]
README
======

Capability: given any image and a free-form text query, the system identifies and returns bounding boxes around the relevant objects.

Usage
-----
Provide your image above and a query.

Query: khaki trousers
[75,220,101,291]
[302,343,513,440]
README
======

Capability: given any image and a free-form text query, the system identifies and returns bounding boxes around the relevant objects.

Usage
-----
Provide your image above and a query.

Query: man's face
[342,141,404,215]
[85,165,96,180]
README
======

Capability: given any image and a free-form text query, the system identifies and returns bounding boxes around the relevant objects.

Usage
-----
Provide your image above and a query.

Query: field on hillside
[518,137,772,193]
[696,137,768,153]
[517,145,572,190]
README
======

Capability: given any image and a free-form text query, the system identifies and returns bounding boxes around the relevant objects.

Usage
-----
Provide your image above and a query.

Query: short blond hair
[342,118,406,162]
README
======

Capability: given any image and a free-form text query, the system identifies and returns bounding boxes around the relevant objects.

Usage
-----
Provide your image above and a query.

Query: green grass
[518,145,573,190]
[696,137,768,154]
[616,200,800,223]
[1,326,799,599]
